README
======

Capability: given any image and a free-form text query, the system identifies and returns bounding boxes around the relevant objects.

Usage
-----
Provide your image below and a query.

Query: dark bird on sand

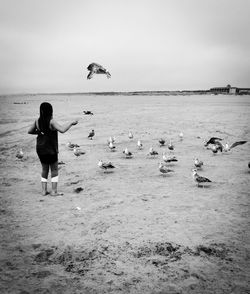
[159,162,174,175]
[88,130,95,140]
[192,169,212,187]
[87,63,111,80]
[148,147,158,156]
[159,138,166,146]
[67,142,80,149]
[98,160,115,171]
[204,137,222,146]
[83,110,93,115]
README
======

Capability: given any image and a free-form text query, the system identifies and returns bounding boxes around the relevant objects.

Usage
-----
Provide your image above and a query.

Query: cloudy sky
[0,0,249,94]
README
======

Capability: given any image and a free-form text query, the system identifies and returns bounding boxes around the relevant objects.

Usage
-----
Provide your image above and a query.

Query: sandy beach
[0,94,250,294]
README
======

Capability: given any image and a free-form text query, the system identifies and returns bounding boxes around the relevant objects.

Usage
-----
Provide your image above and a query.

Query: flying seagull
[87,63,111,79]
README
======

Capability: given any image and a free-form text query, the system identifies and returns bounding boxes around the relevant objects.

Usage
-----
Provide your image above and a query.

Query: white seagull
[179,132,184,140]
[128,131,133,139]
[159,162,174,175]
[73,147,85,157]
[192,169,212,187]
[98,160,115,171]
[194,158,203,168]
[148,147,158,157]
[137,140,143,150]
[16,149,24,159]
[123,148,133,158]
[162,152,178,163]
[168,140,174,151]
[108,142,116,151]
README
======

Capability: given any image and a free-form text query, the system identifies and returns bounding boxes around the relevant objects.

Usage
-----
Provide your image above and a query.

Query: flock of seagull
[65,129,249,188]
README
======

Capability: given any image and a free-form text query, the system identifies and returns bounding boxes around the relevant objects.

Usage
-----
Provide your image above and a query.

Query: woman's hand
[71,120,78,126]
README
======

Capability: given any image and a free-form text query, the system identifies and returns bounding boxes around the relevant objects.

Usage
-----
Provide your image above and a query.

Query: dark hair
[38,102,53,133]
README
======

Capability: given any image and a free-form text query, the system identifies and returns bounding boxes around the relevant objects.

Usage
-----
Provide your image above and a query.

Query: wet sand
[0,94,250,293]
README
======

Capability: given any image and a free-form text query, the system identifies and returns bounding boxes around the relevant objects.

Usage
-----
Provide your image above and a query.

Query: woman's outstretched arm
[50,119,78,133]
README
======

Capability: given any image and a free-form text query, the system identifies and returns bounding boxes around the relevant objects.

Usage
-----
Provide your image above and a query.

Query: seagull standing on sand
[73,147,85,157]
[194,158,203,168]
[192,169,212,187]
[162,152,178,163]
[67,142,80,149]
[159,162,174,175]
[83,110,93,115]
[159,138,166,146]
[137,140,143,150]
[98,160,115,171]
[179,132,184,140]
[88,130,95,140]
[168,140,174,151]
[108,142,116,151]
[128,131,133,139]
[148,147,158,157]
[16,149,24,159]
[123,148,133,158]
[87,63,111,80]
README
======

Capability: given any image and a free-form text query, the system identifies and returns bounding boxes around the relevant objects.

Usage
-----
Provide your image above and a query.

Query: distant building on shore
[210,85,250,95]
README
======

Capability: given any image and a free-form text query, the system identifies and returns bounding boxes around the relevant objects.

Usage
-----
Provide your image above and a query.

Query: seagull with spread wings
[87,63,111,80]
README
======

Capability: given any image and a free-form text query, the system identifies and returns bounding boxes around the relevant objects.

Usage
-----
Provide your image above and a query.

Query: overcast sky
[0,0,249,94]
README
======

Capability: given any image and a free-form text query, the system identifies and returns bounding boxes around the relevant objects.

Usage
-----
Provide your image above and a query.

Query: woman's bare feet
[42,191,50,196]
[50,191,63,197]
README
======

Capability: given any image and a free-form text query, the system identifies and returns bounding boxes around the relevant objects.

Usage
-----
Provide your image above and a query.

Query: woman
[28,102,78,196]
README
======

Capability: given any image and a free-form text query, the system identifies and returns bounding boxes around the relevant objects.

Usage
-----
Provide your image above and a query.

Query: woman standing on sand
[28,102,78,196]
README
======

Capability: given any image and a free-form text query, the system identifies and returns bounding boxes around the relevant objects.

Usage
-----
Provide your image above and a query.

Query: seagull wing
[229,140,247,149]
[205,137,223,146]
[87,71,94,79]
[197,175,211,183]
